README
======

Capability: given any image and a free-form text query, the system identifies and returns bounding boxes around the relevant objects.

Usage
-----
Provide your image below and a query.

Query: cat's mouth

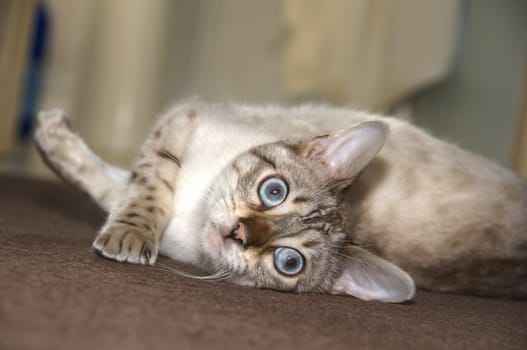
[203,221,256,284]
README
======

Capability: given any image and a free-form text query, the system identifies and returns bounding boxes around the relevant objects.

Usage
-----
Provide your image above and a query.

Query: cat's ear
[301,121,388,180]
[330,246,415,303]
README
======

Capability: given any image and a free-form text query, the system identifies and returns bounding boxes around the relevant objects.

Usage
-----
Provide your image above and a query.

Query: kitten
[34,98,527,302]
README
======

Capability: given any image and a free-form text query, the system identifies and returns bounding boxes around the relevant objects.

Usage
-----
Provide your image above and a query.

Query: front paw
[92,226,158,265]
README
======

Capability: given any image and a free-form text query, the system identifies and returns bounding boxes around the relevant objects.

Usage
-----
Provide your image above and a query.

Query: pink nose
[225,222,247,246]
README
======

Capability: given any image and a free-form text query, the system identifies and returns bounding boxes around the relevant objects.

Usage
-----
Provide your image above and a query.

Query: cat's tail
[34,109,130,212]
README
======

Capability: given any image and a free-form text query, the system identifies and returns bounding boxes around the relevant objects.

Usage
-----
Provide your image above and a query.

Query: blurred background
[1,0,526,179]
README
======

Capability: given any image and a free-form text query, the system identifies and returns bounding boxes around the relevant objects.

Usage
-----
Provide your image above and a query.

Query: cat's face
[201,141,346,293]
[199,121,416,302]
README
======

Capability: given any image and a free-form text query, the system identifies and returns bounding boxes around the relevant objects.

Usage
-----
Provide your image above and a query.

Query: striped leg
[92,107,198,265]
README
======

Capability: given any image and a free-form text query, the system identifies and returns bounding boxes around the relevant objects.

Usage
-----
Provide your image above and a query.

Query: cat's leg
[92,107,198,265]
[34,110,129,211]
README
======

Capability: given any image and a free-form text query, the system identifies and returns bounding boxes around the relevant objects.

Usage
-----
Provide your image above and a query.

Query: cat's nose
[226,222,247,247]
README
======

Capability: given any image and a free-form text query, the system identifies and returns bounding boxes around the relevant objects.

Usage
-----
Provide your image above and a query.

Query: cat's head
[200,121,415,303]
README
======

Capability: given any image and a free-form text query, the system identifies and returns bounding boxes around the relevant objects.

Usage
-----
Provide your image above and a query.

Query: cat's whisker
[154,263,232,282]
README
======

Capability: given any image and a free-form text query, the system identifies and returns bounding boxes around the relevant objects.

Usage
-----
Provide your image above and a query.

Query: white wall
[412,0,527,166]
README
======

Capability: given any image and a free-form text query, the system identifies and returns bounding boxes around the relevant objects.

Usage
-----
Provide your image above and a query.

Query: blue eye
[258,176,288,208]
[273,247,304,276]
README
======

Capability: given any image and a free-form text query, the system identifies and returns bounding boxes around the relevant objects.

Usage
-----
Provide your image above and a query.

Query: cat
[34,98,527,302]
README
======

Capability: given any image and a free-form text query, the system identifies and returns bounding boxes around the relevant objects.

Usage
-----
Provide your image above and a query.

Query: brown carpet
[1,173,526,350]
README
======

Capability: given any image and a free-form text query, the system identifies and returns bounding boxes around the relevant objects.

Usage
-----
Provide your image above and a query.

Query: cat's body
[35,99,527,302]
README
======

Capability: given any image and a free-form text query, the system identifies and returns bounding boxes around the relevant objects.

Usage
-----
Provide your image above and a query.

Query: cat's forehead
[234,142,297,172]
[231,141,321,187]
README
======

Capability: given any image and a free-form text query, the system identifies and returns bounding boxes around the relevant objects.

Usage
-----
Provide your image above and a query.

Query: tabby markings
[116,219,139,227]
[156,148,182,167]
[250,150,276,169]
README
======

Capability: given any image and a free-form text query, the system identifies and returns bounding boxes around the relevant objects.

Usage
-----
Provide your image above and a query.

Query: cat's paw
[34,109,71,146]
[34,109,78,162]
[92,226,158,266]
